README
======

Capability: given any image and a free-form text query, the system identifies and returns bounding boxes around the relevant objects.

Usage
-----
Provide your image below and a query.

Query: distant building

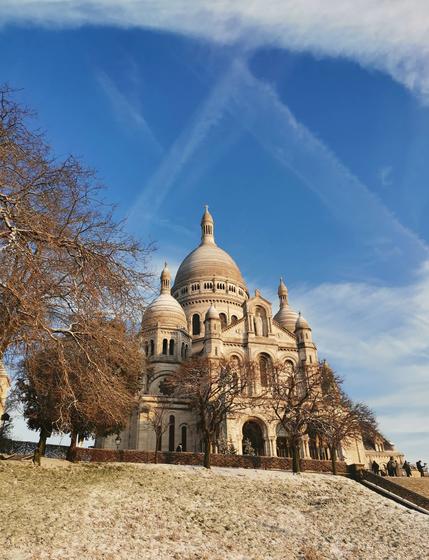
[98,207,403,467]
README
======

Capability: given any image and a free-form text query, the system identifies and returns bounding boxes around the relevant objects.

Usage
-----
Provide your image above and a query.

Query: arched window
[144,342,149,356]
[162,339,168,355]
[169,339,175,356]
[159,376,173,396]
[231,315,238,324]
[192,314,200,335]
[168,415,175,451]
[185,344,188,357]
[259,353,272,387]
[181,425,187,452]
[181,342,185,358]
[219,313,227,329]
[284,360,294,374]
[150,340,154,356]
[276,425,291,458]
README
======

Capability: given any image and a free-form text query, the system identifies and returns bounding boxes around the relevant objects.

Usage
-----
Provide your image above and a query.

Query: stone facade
[0,360,10,419]
[98,207,402,467]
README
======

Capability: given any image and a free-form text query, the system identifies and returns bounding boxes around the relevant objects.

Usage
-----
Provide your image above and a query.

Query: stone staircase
[353,468,429,515]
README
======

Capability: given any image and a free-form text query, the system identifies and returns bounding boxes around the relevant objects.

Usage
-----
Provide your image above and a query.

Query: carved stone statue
[254,308,267,336]
[254,313,263,336]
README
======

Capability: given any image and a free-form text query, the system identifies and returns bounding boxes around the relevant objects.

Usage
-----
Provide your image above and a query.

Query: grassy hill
[1,461,428,560]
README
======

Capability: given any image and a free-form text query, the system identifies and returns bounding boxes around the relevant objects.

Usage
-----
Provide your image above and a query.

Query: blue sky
[1,2,429,461]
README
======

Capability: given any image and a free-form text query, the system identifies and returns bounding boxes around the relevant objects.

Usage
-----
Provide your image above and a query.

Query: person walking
[371,460,380,475]
[402,460,412,477]
[416,460,426,477]
[387,457,397,476]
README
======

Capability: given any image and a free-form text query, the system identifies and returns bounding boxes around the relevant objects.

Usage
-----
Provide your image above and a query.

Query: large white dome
[172,206,247,293]
[173,243,246,289]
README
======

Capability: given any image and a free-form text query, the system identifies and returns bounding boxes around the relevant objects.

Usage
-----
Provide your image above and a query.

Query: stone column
[268,437,276,457]
[301,435,311,459]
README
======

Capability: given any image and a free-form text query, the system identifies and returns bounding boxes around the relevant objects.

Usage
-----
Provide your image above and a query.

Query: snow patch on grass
[0,461,428,559]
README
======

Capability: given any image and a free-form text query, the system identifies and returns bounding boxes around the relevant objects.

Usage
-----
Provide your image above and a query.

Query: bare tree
[146,400,171,464]
[312,365,378,475]
[167,356,255,468]
[0,85,152,368]
[15,317,142,464]
[270,362,322,474]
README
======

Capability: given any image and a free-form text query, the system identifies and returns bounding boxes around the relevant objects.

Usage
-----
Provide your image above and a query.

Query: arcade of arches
[242,419,335,460]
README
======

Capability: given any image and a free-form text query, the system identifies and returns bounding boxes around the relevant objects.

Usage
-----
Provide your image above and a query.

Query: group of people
[371,457,427,477]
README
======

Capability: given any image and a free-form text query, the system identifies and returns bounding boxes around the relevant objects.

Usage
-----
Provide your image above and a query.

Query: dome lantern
[160,262,171,294]
[278,277,288,305]
[201,205,215,245]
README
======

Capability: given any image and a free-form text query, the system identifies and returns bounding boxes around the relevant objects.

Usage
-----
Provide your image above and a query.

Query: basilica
[99,207,403,468]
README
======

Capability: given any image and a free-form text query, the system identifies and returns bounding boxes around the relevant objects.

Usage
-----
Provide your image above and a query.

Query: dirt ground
[1,460,428,560]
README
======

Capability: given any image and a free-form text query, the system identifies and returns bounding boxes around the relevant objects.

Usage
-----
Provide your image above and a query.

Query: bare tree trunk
[203,432,211,469]
[330,446,337,475]
[155,432,161,464]
[33,427,49,466]
[66,430,77,462]
[291,440,300,474]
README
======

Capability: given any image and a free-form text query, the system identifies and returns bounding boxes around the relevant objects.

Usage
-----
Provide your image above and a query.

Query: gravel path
[1,461,428,560]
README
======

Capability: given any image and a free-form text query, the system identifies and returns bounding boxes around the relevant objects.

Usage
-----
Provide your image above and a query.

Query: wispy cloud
[127,59,244,230]
[378,165,393,187]
[96,69,163,156]
[222,61,428,265]
[127,55,428,267]
[3,1,429,102]
[292,261,429,461]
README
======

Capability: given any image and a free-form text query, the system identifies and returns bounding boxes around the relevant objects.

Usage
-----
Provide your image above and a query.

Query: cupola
[273,277,299,332]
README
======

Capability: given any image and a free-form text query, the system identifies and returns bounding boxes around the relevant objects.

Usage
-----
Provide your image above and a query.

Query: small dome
[274,306,299,332]
[142,261,187,331]
[142,294,187,330]
[273,277,297,331]
[205,305,220,320]
[295,313,310,330]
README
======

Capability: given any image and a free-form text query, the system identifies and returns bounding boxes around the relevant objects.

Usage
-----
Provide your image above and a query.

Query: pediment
[272,320,297,342]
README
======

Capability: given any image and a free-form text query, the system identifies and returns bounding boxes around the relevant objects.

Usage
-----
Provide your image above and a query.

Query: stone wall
[361,470,429,512]
[73,448,347,474]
